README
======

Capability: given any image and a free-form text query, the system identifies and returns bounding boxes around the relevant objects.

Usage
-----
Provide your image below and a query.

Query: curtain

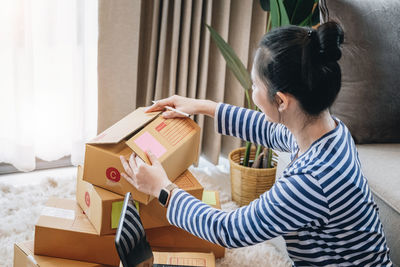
[0,0,98,171]
[98,0,268,164]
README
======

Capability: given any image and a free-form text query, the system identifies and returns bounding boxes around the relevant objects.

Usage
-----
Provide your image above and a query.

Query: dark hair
[254,21,344,116]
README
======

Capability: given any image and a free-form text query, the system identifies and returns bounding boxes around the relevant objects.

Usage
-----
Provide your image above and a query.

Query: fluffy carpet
[0,157,292,267]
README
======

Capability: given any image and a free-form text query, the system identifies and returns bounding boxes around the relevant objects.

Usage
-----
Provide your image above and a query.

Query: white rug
[0,157,292,267]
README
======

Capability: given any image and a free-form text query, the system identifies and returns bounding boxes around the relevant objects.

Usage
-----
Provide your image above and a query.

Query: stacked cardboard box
[33,198,119,266]
[148,191,225,259]
[14,107,224,266]
[82,107,201,204]
[15,241,216,267]
[139,169,204,229]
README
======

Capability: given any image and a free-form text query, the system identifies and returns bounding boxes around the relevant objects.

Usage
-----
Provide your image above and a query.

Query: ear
[275,92,289,112]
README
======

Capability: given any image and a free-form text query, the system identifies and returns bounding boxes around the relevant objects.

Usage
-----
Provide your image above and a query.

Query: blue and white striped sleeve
[166,174,330,248]
[214,102,294,153]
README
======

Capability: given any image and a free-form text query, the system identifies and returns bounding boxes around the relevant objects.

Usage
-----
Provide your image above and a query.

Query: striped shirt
[167,103,392,266]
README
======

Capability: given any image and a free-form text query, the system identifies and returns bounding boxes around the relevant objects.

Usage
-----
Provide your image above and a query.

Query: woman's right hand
[145,95,218,119]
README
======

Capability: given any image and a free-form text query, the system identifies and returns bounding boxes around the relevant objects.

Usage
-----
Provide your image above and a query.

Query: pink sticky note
[134,131,167,158]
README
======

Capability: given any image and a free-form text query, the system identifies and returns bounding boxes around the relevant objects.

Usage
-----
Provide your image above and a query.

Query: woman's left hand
[119,150,171,198]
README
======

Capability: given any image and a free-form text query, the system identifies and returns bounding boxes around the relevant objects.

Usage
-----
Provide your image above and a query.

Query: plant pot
[228,147,277,206]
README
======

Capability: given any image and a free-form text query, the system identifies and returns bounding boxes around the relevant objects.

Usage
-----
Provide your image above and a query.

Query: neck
[286,110,337,156]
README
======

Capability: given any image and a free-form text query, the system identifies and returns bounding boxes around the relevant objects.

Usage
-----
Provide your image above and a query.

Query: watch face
[159,189,169,206]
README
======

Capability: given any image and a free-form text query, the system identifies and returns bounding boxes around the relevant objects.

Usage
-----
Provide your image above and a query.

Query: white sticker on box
[41,207,75,220]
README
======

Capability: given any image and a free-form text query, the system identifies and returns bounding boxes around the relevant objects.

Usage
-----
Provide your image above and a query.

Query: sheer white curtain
[0,0,98,172]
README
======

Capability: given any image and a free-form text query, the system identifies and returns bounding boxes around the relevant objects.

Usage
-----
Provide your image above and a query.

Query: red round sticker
[85,191,90,207]
[106,167,121,182]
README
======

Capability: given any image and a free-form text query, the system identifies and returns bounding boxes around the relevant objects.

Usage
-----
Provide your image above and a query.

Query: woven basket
[228,147,277,206]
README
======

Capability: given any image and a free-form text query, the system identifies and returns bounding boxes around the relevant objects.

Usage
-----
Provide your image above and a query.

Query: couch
[278,0,400,265]
[323,0,399,265]
[357,145,400,265]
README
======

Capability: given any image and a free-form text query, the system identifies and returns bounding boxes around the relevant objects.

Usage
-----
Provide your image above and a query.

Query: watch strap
[165,183,178,192]
[159,183,178,207]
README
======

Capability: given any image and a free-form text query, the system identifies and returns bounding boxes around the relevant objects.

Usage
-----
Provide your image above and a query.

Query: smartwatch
[158,183,179,207]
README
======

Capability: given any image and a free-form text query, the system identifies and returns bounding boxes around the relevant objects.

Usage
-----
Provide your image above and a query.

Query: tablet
[115,192,198,267]
[115,192,153,267]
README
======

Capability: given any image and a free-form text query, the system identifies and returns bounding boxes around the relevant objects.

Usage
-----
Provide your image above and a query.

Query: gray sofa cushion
[357,144,400,213]
[357,144,400,265]
[322,0,400,143]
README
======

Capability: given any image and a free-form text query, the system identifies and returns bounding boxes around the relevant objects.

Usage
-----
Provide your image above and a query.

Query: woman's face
[251,67,280,123]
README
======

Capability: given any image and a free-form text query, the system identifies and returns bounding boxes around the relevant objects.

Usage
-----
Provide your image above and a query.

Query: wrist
[158,183,178,208]
[155,181,172,198]
[197,100,218,118]
[166,187,179,208]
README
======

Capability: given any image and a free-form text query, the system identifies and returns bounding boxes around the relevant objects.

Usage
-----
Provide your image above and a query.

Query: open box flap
[87,108,161,144]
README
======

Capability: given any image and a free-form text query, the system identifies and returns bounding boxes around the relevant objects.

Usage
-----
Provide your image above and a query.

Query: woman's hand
[146,95,218,118]
[145,95,198,119]
[119,151,171,198]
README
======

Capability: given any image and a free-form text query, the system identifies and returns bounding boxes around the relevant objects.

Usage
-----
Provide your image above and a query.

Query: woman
[119,22,392,266]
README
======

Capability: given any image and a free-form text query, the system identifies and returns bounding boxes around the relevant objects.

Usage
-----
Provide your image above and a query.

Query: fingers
[120,153,141,189]
[162,110,187,119]
[129,152,138,174]
[119,155,133,177]
[136,156,145,167]
[144,103,159,113]
[121,172,138,188]
[145,150,160,166]
[145,97,175,113]
[120,152,159,194]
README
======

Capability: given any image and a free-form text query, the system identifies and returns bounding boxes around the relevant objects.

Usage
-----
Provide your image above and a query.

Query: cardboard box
[14,241,108,267]
[146,191,225,259]
[15,241,215,267]
[139,170,204,229]
[117,251,215,267]
[83,107,201,204]
[153,251,215,267]
[148,229,225,259]
[34,198,119,266]
[76,165,124,235]
[174,170,204,200]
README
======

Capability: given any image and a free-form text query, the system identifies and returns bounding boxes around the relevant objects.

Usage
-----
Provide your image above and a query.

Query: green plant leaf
[243,142,252,167]
[289,0,315,25]
[311,3,320,26]
[267,148,273,168]
[282,0,297,21]
[206,24,252,91]
[270,0,280,28]
[298,10,314,26]
[278,0,290,26]
[254,144,263,166]
[260,0,270,11]
[270,0,291,28]
[245,89,253,110]
[266,14,272,31]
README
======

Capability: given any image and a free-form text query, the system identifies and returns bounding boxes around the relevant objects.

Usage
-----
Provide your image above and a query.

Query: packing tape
[26,255,38,267]
[41,207,75,220]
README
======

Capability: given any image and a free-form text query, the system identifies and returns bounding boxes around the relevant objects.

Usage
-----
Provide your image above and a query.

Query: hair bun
[316,21,344,62]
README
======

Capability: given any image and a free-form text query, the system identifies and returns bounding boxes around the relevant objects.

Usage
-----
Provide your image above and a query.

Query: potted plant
[207,0,319,206]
